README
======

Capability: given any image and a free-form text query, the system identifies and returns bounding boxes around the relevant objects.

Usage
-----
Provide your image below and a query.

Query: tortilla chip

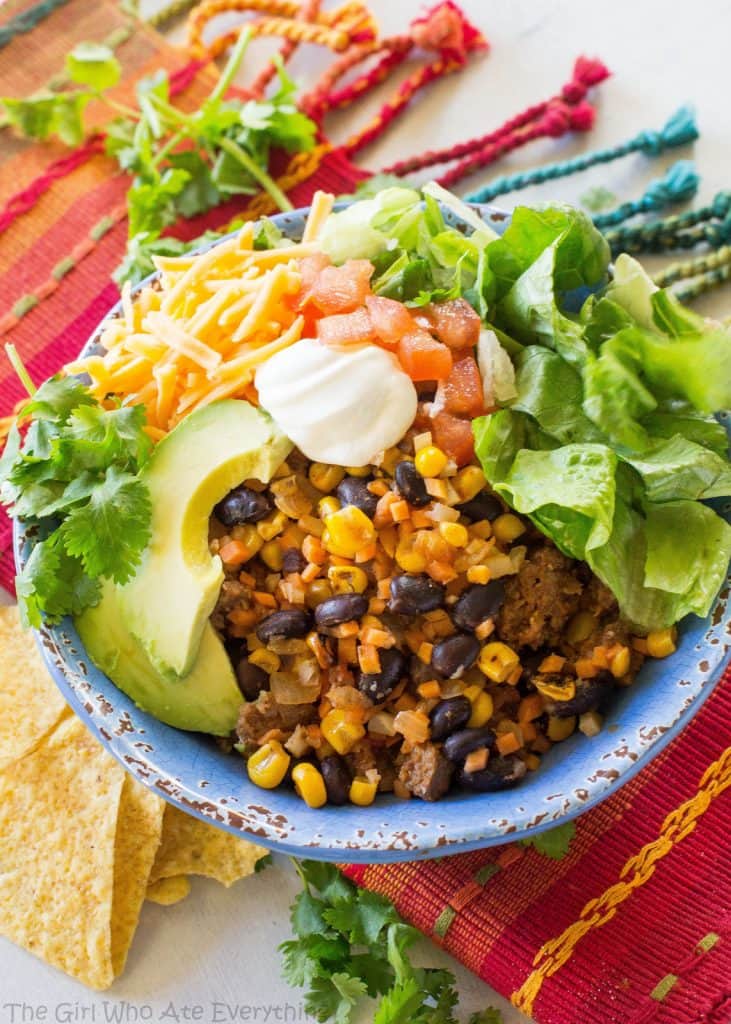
[145,875,191,906]
[0,605,68,770]
[0,714,124,989]
[110,775,165,976]
[150,804,267,887]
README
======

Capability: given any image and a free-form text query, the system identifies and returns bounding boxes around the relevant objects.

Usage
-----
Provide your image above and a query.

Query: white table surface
[2,0,730,1020]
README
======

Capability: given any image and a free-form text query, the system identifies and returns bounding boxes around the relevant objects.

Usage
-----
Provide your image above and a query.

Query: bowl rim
[13,200,731,863]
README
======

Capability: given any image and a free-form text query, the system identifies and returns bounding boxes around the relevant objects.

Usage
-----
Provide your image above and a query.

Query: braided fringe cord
[658,246,731,302]
[187,0,374,59]
[249,0,322,98]
[512,744,731,1016]
[0,0,72,50]
[382,56,609,177]
[592,160,698,228]
[437,100,595,189]
[604,190,731,255]
[466,106,698,204]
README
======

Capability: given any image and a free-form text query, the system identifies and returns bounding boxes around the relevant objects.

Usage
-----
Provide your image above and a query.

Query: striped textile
[1,6,730,1023]
[343,669,731,1023]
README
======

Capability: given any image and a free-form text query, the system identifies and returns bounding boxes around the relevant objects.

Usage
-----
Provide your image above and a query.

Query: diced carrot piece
[302,535,326,564]
[357,643,381,674]
[308,259,374,315]
[218,540,251,566]
[425,297,480,349]
[301,562,321,582]
[365,294,416,347]
[429,410,475,466]
[317,308,375,346]
[253,590,277,608]
[464,747,489,772]
[496,732,522,755]
[417,680,441,700]
[390,499,411,523]
[575,657,600,678]
[435,354,485,417]
[539,654,566,673]
[518,694,544,722]
[397,330,453,381]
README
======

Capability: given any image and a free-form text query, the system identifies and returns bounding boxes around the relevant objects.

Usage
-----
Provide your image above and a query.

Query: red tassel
[435,99,596,189]
[381,56,609,177]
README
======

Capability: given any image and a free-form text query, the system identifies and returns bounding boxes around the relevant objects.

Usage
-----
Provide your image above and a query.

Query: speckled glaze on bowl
[14,203,731,863]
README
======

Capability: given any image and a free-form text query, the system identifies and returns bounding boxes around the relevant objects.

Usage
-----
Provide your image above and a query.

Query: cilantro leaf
[521,821,576,860]
[62,404,152,472]
[290,889,330,938]
[374,977,425,1024]
[20,375,96,422]
[16,536,101,627]
[348,953,395,999]
[1,92,92,145]
[468,1010,503,1024]
[254,852,273,873]
[323,889,399,945]
[280,934,350,987]
[59,466,151,584]
[167,150,222,217]
[299,861,356,905]
[127,167,191,238]
[65,42,121,91]
[304,974,367,1024]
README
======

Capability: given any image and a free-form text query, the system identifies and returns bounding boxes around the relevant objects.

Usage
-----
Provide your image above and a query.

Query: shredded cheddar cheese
[64,207,336,434]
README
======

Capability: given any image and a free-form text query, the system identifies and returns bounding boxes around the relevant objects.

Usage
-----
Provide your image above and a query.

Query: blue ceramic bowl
[15,204,731,863]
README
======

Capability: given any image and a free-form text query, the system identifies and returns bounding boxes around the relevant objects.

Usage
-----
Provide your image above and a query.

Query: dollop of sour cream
[255,338,417,466]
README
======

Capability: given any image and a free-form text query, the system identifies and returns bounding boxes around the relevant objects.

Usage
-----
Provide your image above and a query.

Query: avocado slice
[76,580,241,735]
[120,400,292,678]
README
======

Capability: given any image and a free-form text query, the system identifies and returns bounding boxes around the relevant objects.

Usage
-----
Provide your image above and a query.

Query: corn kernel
[462,683,485,704]
[309,462,345,493]
[328,565,368,594]
[256,510,288,541]
[547,715,576,742]
[492,513,526,544]
[415,445,448,478]
[318,495,341,519]
[453,465,486,502]
[468,690,494,728]
[438,521,469,548]
[260,539,284,571]
[305,578,333,609]
[247,740,290,789]
[345,465,370,477]
[646,628,677,659]
[535,677,576,702]
[395,541,428,573]
[378,447,403,475]
[478,641,520,683]
[467,565,491,584]
[349,777,378,806]
[292,763,328,808]
[566,611,597,645]
[324,506,376,558]
[610,645,631,678]
[321,709,365,755]
[248,648,281,674]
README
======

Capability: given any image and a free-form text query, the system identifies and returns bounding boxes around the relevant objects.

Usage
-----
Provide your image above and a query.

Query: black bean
[281,547,306,575]
[429,696,472,741]
[443,726,496,764]
[320,755,351,805]
[336,476,378,518]
[456,492,502,522]
[315,593,368,629]
[409,654,440,687]
[256,608,312,643]
[394,460,429,508]
[235,658,269,701]
[544,673,612,718]
[431,634,480,678]
[357,648,407,703]
[388,573,445,616]
[452,582,506,631]
[215,485,272,525]
[459,755,527,791]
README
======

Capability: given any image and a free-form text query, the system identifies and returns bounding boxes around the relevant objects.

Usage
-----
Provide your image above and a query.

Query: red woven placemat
[1,7,730,1023]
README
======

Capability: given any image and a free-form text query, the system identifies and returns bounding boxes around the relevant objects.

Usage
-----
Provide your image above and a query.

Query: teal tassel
[654,245,731,287]
[605,192,731,255]
[593,160,699,228]
[466,107,698,205]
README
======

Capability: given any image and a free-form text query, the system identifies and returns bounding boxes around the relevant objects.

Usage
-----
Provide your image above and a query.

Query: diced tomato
[396,330,453,382]
[307,259,374,315]
[297,253,332,292]
[430,410,475,466]
[426,297,481,349]
[435,355,485,417]
[317,308,375,346]
[365,295,416,348]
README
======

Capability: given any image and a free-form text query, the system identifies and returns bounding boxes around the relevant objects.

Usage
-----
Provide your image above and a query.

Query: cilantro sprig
[281,860,503,1024]
[1,31,317,285]
[0,352,152,628]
